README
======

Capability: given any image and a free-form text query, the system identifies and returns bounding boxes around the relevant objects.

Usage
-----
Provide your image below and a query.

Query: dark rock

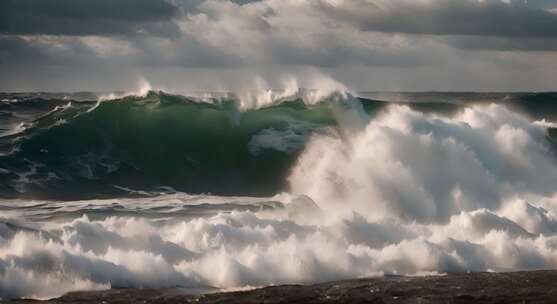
[5,270,557,304]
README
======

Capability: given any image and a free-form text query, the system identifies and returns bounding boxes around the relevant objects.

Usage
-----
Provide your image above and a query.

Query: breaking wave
[2,91,557,299]
[0,91,367,199]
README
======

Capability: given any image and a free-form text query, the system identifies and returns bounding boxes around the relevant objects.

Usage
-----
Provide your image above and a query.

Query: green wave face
[1,92,381,199]
[3,90,555,199]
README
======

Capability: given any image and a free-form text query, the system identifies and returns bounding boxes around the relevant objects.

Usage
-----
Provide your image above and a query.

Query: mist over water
[2,88,557,299]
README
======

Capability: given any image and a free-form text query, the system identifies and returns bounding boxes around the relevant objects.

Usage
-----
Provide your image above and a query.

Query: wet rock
[6,270,557,304]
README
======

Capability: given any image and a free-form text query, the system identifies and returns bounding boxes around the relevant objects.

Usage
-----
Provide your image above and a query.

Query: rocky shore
[6,270,557,304]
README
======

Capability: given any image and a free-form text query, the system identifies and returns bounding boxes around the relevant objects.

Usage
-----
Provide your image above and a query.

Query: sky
[1,0,557,92]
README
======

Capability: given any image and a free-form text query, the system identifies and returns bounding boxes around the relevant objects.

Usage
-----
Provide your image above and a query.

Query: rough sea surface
[1,91,557,300]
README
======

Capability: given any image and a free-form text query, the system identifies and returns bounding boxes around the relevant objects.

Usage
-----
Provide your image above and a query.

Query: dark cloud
[443,36,557,52]
[334,0,557,38]
[518,0,557,10]
[0,0,181,37]
[0,35,106,66]
[1,0,557,92]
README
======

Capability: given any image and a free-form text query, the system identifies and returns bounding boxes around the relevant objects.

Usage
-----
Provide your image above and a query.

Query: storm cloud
[332,0,557,37]
[0,0,182,37]
[1,0,557,92]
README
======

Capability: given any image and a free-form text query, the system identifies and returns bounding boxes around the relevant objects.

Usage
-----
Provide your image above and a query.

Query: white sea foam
[2,103,557,299]
[534,119,557,129]
[97,76,153,102]
[94,74,349,112]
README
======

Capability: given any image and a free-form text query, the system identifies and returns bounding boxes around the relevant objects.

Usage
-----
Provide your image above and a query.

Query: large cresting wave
[0,91,366,199]
[2,91,557,299]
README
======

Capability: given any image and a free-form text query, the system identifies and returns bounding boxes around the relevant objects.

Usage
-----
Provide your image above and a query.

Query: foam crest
[232,73,350,110]
[290,104,557,223]
[98,76,153,101]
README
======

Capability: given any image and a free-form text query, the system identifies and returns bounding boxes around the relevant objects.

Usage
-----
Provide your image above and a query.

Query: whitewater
[2,90,557,299]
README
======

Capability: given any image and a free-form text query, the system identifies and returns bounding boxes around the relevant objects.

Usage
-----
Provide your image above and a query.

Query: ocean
[1,90,557,299]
